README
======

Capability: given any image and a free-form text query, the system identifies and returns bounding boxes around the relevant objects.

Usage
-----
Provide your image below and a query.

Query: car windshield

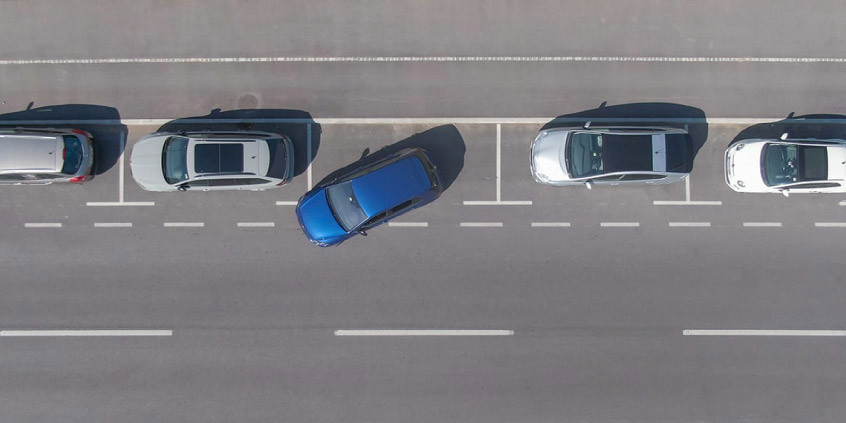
[162,136,189,184]
[567,132,603,178]
[325,181,368,231]
[61,135,84,175]
[762,143,828,186]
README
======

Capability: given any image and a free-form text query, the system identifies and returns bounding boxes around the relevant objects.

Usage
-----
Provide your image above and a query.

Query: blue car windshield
[162,136,189,184]
[325,181,368,231]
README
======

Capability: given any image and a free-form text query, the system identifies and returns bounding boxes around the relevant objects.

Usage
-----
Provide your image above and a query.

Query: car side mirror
[177,185,188,191]
[584,180,594,189]
[357,230,368,236]
[781,189,790,197]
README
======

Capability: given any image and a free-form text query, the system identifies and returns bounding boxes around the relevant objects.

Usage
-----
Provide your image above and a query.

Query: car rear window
[665,134,691,172]
[264,139,289,179]
[61,135,84,175]
[194,143,244,174]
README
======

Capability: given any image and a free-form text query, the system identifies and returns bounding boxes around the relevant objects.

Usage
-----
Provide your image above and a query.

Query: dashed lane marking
[237,222,275,228]
[334,329,514,336]
[743,222,782,227]
[669,222,711,227]
[653,200,722,206]
[86,201,155,207]
[530,222,571,227]
[94,222,133,228]
[815,222,846,227]
[600,222,640,227]
[163,222,204,228]
[388,222,429,227]
[0,330,173,337]
[24,223,62,228]
[460,222,503,227]
[683,329,846,337]
[463,200,533,205]
[275,201,298,206]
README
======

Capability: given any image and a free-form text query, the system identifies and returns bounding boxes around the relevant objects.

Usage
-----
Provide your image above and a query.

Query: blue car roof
[352,155,431,217]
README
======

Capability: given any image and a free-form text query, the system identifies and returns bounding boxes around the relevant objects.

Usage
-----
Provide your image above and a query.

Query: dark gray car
[0,128,94,185]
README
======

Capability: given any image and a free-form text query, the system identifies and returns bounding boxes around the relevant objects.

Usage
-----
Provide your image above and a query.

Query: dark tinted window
[61,135,84,175]
[792,182,840,189]
[181,180,208,188]
[602,135,653,172]
[568,132,603,178]
[664,134,691,172]
[593,174,624,182]
[390,198,417,214]
[621,174,665,181]
[265,139,290,179]
[363,211,389,228]
[194,143,244,174]
[207,178,239,187]
[163,136,189,184]
[763,144,827,186]
[0,174,24,181]
[243,178,270,185]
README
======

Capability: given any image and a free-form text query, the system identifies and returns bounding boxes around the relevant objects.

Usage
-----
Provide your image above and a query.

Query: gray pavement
[2,1,846,422]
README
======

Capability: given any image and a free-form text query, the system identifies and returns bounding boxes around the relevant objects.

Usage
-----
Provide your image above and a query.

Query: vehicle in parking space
[129,131,294,192]
[0,127,94,185]
[530,123,693,188]
[296,148,442,247]
[725,134,846,195]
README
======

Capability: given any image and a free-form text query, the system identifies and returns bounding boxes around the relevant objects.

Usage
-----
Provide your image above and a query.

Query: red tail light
[69,176,87,183]
[71,129,88,136]
[62,148,67,159]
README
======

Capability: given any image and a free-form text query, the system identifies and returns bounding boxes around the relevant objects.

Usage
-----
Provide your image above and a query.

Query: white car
[724,135,846,195]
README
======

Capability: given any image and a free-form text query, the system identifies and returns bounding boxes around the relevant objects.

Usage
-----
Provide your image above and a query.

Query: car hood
[531,130,571,181]
[726,142,768,191]
[297,189,348,242]
[130,135,170,191]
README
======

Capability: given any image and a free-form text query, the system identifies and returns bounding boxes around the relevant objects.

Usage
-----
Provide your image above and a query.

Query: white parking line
[24,223,62,228]
[163,222,204,228]
[94,222,133,228]
[743,222,782,227]
[0,330,172,337]
[530,222,571,227]
[496,124,502,202]
[86,201,155,206]
[653,200,723,205]
[683,329,846,337]
[600,222,640,227]
[388,222,429,227]
[815,222,846,227]
[4,56,846,65]
[460,222,503,227]
[840,200,846,206]
[237,222,275,227]
[334,329,513,336]
[119,131,126,202]
[463,200,533,205]
[669,222,711,227]
[275,201,298,206]
[306,123,313,190]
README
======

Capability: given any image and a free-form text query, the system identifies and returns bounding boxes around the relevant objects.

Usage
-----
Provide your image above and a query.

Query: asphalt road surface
[1,1,846,422]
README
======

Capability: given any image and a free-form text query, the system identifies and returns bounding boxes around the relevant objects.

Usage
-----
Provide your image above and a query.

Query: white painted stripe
[86,201,155,206]
[460,222,503,227]
[600,222,640,227]
[653,200,723,206]
[118,131,126,202]
[743,222,782,227]
[839,200,846,206]
[94,222,133,228]
[683,329,846,337]
[530,222,571,227]
[163,222,204,227]
[388,222,429,227]
[496,123,502,202]
[463,200,533,205]
[815,222,846,227]
[669,222,711,227]
[24,223,61,228]
[275,200,298,206]
[237,222,275,227]
[0,330,173,337]
[4,56,846,66]
[306,123,313,190]
[684,176,691,202]
[334,329,513,336]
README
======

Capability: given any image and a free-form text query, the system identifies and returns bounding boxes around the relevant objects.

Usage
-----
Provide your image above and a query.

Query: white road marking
[685,176,691,202]
[0,330,172,337]
[653,200,723,206]
[163,222,204,227]
[669,222,711,227]
[388,222,429,227]
[462,200,533,205]
[237,222,275,227]
[24,223,62,228]
[306,123,313,190]
[460,222,503,227]
[815,222,846,227]
[119,131,126,202]
[600,222,640,227]
[86,201,155,206]
[743,222,782,227]
[94,222,133,228]
[496,123,502,202]
[683,329,846,337]
[530,222,571,227]
[839,200,846,206]
[4,56,846,66]
[275,201,299,206]
[334,329,513,336]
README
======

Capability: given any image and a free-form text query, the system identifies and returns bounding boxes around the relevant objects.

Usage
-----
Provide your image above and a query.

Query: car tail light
[69,175,87,183]
[71,129,88,136]
[62,148,67,159]
[276,180,289,186]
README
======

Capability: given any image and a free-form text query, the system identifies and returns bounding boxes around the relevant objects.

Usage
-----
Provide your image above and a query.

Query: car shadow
[730,113,846,146]
[156,108,320,177]
[541,101,709,163]
[0,102,126,175]
[315,124,465,191]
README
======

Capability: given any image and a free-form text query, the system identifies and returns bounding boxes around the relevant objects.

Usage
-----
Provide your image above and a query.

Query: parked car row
[3,124,846,245]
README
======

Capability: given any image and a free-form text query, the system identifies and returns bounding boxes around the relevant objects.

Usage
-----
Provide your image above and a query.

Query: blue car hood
[297,189,348,241]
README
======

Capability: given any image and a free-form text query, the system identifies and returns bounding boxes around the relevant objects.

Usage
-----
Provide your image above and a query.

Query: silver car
[0,127,94,185]
[130,131,295,192]
[530,123,693,188]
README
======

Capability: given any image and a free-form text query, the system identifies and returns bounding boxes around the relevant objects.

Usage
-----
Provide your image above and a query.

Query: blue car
[296,148,442,246]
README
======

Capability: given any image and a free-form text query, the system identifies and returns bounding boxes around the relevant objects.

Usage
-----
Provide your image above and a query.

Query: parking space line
[669,222,711,227]
[334,329,513,336]
[237,222,275,228]
[306,123,313,190]
[600,222,640,227]
[24,223,62,228]
[496,124,502,202]
[743,222,782,227]
[683,329,846,337]
[163,222,204,228]
[388,222,429,227]
[463,200,533,205]
[275,201,298,206]
[119,131,126,202]
[0,330,172,337]
[653,200,723,205]
[530,222,571,227]
[815,222,846,227]
[460,222,503,227]
[839,201,846,206]
[94,222,133,228]
[86,201,155,206]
